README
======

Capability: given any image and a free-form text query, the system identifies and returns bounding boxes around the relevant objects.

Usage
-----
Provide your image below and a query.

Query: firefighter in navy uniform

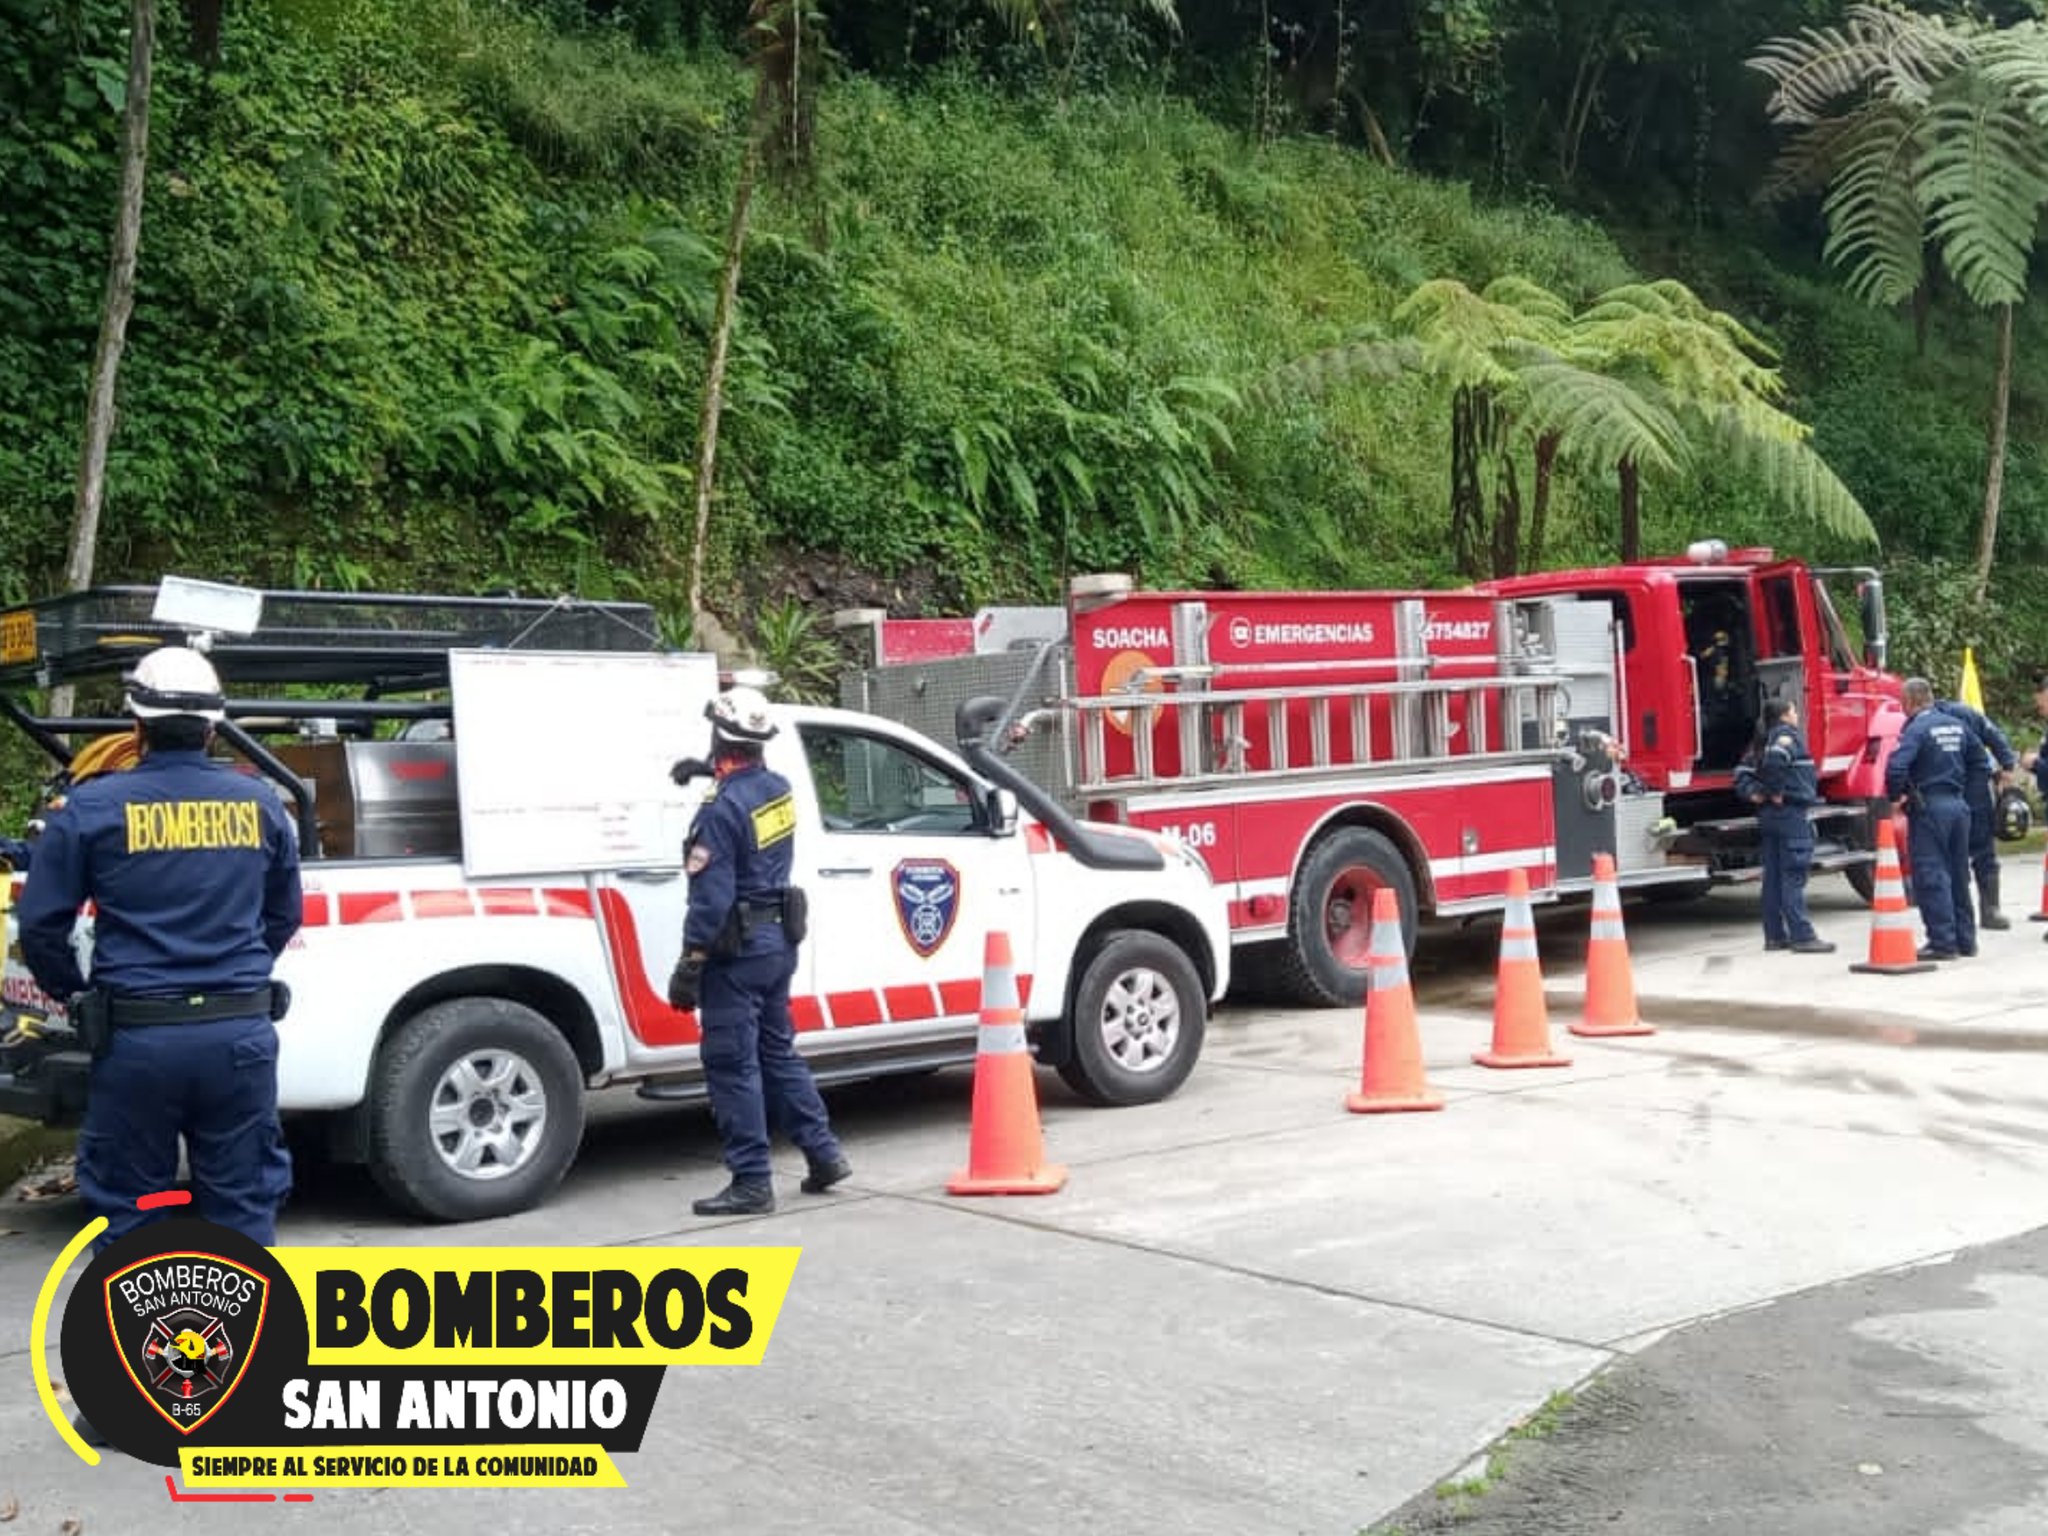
[1884,677,1980,961]
[658,686,850,1217]
[1935,696,2019,928]
[16,646,302,1248]
[1747,700,1835,954]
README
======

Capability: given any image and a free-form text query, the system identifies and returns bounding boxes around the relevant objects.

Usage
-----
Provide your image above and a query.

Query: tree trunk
[54,0,155,724]
[1450,388,1489,580]
[67,0,155,599]
[1618,454,1641,564]
[1489,448,1522,579]
[685,118,764,642]
[1972,301,2015,603]
[181,0,222,67]
[1526,431,1558,572]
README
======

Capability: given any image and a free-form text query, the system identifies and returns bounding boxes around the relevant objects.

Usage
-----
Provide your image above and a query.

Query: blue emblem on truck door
[893,859,960,958]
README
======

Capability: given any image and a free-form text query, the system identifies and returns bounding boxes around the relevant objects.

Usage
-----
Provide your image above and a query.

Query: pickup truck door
[788,720,1036,1037]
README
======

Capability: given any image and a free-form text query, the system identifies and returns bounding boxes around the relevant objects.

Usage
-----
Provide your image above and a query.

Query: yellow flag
[1961,646,1985,713]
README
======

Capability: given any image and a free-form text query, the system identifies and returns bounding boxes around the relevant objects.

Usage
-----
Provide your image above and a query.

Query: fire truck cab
[1482,541,1904,902]
[837,543,1906,1008]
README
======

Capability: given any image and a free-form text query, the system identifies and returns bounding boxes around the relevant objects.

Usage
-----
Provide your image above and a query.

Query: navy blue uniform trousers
[699,949,841,1181]
[1907,793,1976,955]
[1965,777,1997,895]
[78,1015,293,1250]
[1759,805,1817,946]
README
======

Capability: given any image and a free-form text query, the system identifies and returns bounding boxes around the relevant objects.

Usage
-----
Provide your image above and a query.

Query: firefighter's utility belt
[106,986,285,1028]
[707,887,810,959]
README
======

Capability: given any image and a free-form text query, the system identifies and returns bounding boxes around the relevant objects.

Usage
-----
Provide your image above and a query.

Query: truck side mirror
[987,786,1019,836]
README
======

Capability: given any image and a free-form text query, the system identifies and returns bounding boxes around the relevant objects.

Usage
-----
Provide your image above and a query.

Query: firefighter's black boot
[800,1153,852,1194]
[692,1178,775,1217]
[1982,871,2010,930]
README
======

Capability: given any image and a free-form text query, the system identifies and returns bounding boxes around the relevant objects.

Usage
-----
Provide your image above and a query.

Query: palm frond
[1815,97,1931,306]
[1708,411,1880,546]
[1918,76,2048,307]
[1515,359,1687,478]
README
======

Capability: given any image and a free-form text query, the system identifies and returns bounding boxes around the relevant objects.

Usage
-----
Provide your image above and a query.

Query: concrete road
[4,868,2048,1533]
[1372,1225,2048,1536]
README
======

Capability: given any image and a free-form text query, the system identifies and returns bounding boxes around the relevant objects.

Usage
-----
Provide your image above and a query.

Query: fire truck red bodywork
[842,547,1908,1006]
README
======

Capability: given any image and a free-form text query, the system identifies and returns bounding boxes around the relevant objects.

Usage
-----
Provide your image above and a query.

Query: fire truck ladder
[1069,599,1575,795]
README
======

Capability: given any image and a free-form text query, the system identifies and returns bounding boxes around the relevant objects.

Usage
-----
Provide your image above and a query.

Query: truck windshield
[1811,577,1861,672]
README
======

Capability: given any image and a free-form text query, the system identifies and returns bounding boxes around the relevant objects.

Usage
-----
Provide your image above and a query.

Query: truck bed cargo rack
[0,585,660,692]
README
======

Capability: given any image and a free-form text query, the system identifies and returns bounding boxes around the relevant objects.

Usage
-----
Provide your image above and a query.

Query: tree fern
[1815,98,1932,305]
[1705,411,1879,547]
[1747,5,1960,126]
[1512,358,1686,479]
[1918,76,2048,306]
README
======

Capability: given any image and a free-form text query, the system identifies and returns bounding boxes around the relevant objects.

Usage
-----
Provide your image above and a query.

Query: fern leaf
[1919,81,2048,307]
[1515,360,1687,478]
[1815,98,1930,306]
[1709,410,1879,546]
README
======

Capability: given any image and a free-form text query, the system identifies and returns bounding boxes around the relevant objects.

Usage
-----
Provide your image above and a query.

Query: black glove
[671,757,713,787]
[667,957,704,1012]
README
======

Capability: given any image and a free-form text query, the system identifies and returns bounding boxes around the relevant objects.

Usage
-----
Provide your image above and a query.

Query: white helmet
[706,685,777,748]
[124,645,226,721]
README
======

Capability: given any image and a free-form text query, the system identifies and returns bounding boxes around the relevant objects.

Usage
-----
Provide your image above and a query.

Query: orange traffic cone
[948,930,1068,1195]
[1474,869,1572,1069]
[1851,818,1938,975]
[1571,854,1655,1039]
[1346,888,1444,1113]
[2028,845,2048,924]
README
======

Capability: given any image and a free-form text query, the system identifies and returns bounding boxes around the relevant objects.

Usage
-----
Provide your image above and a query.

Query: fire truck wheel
[1276,826,1417,1008]
[366,997,586,1222]
[1057,931,1206,1107]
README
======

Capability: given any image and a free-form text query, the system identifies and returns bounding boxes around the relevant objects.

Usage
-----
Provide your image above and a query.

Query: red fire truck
[837,541,1906,1006]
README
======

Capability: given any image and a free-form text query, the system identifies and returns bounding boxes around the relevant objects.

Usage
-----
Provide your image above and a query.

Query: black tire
[1844,861,1876,904]
[1843,796,1894,907]
[366,997,586,1222]
[1056,930,1207,1107]
[1271,825,1418,1008]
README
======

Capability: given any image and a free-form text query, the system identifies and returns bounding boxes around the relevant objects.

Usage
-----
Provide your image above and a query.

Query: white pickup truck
[0,584,1229,1223]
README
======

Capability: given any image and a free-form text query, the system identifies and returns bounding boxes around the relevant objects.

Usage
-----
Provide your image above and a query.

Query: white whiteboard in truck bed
[449,649,718,879]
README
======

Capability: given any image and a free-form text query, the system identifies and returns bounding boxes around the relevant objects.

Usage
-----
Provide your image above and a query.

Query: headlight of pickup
[1167,835,1214,883]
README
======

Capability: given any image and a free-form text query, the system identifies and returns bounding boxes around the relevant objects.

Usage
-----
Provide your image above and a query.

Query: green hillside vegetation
[4,0,2047,735]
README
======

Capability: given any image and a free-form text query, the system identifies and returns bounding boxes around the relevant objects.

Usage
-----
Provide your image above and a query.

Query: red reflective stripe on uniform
[541,888,593,918]
[791,994,826,1031]
[883,984,937,1023]
[298,893,331,928]
[338,892,402,925]
[477,887,541,916]
[827,991,885,1028]
[937,979,982,1016]
[411,890,477,919]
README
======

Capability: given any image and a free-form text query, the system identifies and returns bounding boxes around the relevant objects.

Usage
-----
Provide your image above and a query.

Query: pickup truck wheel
[1057,931,1206,1107]
[366,998,585,1222]
[1273,826,1417,1008]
